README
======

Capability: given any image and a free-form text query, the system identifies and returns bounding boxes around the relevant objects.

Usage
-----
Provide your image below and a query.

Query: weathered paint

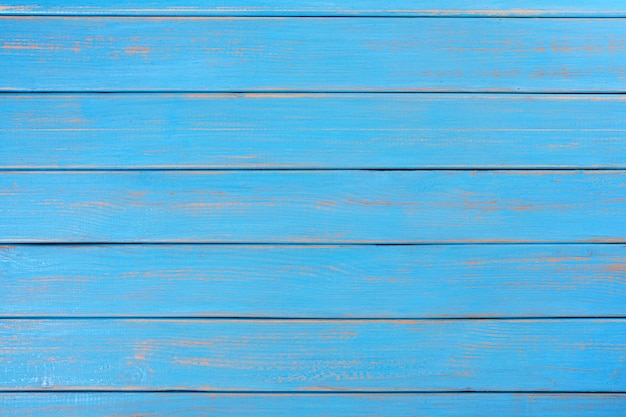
[0,319,624,391]
[2,393,626,417]
[2,1,626,17]
[1,18,626,92]
[1,244,625,318]
[1,170,625,243]
[3,94,626,169]
[3,3,624,414]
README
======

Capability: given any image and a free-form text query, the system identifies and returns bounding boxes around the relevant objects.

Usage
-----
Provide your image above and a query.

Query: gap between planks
[1,390,625,394]
[7,241,626,244]
[3,168,626,172]
[2,91,626,94]
[3,15,625,18]
[2,15,626,19]
[1,317,626,320]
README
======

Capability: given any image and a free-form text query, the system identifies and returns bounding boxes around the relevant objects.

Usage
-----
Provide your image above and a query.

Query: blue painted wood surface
[3,2,625,415]
[1,171,624,243]
[3,94,626,169]
[2,244,625,318]
[1,319,625,391]
[2,394,626,416]
[2,1,626,17]
[2,18,626,92]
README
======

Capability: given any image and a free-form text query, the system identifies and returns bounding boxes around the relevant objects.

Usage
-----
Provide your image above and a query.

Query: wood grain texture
[3,94,626,169]
[1,319,625,391]
[2,18,626,92]
[2,244,625,318]
[2,393,626,416]
[2,8,624,412]
[1,170,625,243]
[2,1,626,17]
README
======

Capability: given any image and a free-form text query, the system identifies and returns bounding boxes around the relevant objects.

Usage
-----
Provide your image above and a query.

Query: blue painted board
[3,94,626,169]
[2,1,626,16]
[2,244,625,318]
[2,18,626,92]
[1,171,624,243]
[1,319,624,391]
[2,393,626,416]
[2,5,623,412]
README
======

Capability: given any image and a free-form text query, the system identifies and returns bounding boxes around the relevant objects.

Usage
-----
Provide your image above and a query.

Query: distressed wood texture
[2,18,626,92]
[2,244,626,318]
[2,393,626,417]
[3,94,626,169]
[1,171,624,243]
[1,319,625,391]
[3,1,626,17]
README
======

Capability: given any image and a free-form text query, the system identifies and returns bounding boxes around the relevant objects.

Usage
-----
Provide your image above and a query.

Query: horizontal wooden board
[1,319,625,391]
[2,393,626,417]
[3,94,626,169]
[3,1,626,17]
[1,18,626,92]
[2,244,626,318]
[1,171,625,243]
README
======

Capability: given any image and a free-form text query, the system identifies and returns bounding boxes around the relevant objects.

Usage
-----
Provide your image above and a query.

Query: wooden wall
[1,2,625,415]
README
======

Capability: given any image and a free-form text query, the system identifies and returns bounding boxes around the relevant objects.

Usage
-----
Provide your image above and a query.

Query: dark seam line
[2,14,626,19]
[1,91,626,95]
[0,390,624,394]
[3,242,626,246]
[0,316,625,320]
[2,168,626,172]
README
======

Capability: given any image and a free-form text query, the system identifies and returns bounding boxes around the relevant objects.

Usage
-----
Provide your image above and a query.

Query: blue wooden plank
[2,244,625,318]
[2,393,625,417]
[1,18,626,92]
[1,171,625,243]
[2,1,626,17]
[1,319,624,391]
[3,94,626,169]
